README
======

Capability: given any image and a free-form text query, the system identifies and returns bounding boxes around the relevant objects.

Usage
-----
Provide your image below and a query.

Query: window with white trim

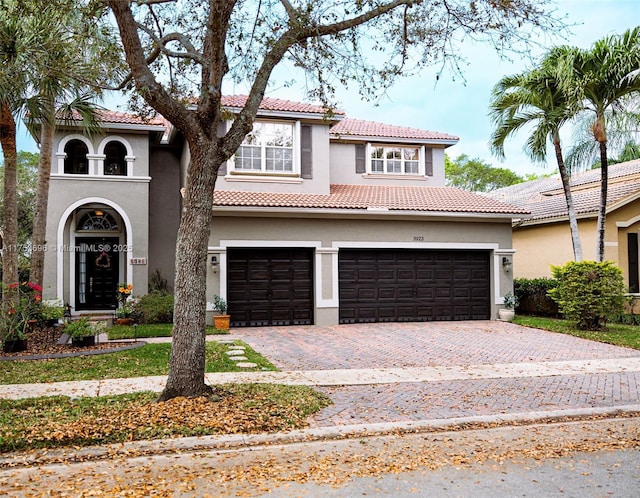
[235,122,294,173]
[370,145,421,175]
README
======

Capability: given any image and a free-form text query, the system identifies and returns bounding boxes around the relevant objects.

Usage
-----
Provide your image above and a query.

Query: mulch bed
[1,327,138,360]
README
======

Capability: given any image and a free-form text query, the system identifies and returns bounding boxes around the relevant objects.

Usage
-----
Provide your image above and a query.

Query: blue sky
[16,0,639,177]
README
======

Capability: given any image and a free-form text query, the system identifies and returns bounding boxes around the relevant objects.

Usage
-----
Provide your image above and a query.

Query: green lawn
[107,323,228,339]
[514,315,640,350]
[0,340,276,385]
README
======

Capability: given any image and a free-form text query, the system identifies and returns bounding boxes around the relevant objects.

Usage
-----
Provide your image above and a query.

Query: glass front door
[75,237,119,310]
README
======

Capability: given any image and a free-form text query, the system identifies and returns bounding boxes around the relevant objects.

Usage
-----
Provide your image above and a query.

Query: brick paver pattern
[232,321,640,426]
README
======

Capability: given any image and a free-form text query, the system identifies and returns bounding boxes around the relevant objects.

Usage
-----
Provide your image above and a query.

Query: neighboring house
[43,96,526,326]
[487,159,640,292]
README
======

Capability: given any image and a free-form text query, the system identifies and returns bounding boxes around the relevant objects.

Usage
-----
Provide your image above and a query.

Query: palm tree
[0,5,34,305]
[563,27,640,262]
[22,4,116,288]
[490,49,583,261]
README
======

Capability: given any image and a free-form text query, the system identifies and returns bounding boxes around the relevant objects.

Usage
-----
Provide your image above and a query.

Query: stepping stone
[230,356,249,361]
[236,362,257,368]
[226,350,245,356]
[228,345,245,350]
[216,340,236,345]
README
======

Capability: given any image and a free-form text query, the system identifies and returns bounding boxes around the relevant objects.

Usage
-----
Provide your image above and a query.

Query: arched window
[77,210,119,231]
[64,139,89,174]
[104,141,127,176]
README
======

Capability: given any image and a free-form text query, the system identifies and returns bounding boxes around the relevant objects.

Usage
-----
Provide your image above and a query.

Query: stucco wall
[329,143,447,186]
[215,121,332,194]
[205,214,514,325]
[44,178,150,304]
[148,147,182,292]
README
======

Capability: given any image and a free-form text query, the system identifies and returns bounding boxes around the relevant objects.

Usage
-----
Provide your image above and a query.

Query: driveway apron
[230,321,640,427]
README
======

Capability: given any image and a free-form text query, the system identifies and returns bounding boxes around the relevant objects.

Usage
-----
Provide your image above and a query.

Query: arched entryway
[57,200,133,311]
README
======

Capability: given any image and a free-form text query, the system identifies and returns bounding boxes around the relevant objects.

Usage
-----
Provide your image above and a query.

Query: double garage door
[227,248,490,327]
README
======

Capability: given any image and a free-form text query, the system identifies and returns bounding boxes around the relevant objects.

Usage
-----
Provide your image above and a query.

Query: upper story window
[104,141,127,176]
[64,139,89,174]
[235,122,294,173]
[370,146,420,175]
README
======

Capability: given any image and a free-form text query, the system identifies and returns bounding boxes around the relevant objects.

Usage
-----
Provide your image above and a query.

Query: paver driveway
[231,321,640,426]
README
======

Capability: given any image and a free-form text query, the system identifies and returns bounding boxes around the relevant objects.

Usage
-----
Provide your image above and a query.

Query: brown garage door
[227,248,314,327]
[339,249,490,323]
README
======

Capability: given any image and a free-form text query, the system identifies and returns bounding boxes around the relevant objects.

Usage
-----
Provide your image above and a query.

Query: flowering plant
[116,304,133,318]
[116,283,133,306]
[1,282,43,342]
[116,283,134,319]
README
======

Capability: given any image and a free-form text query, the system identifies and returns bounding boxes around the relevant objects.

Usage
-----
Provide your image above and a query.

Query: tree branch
[107,0,197,135]
[136,22,203,63]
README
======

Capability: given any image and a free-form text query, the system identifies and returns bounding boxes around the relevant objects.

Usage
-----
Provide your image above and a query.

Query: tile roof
[330,118,459,142]
[213,184,528,215]
[59,109,166,126]
[221,95,344,116]
[486,159,640,222]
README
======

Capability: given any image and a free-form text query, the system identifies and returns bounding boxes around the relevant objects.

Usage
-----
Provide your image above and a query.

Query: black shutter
[301,124,312,179]
[629,233,639,293]
[218,121,227,175]
[355,144,366,174]
[424,148,433,177]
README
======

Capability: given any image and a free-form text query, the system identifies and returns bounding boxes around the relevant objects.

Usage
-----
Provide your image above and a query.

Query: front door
[75,237,119,310]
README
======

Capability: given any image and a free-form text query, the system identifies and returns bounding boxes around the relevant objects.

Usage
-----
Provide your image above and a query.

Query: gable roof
[213,184,528,216]
[330,118,459,144]
[486,159,640,224]
[221,95,344,117]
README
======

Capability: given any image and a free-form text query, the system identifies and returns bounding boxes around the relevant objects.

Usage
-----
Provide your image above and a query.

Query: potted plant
[116,283,134,325]
[41,299,65,326]
[498,291,519,322]
[65,317,96,347]
[1,281,42,353]
[2,327,27,353]
[212,294,230,331]
[115,304,134,326]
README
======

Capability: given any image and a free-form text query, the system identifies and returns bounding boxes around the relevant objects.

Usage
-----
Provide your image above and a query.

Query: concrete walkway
[3,356,640,400]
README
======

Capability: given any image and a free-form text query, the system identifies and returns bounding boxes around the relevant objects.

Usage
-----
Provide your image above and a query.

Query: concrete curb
[3,404,640,469]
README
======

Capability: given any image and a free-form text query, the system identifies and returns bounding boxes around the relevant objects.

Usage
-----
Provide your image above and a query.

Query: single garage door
[227,248,314,327]
[339,249,490,323]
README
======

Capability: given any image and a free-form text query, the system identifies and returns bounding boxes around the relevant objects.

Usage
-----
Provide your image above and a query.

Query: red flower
[8,309,15,315]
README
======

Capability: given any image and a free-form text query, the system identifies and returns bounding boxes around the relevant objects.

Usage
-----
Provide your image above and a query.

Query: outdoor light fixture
[502,256,512,273]
[210,255,219,272]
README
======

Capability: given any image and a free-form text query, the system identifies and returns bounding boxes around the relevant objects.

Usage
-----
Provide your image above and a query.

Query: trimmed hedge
[514,277,559,317]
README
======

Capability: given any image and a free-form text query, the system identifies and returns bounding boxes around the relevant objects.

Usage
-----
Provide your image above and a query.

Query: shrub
[549,261,627,330]
[131,292,174,324]
[63,317,92,338]
[514,277,559,317]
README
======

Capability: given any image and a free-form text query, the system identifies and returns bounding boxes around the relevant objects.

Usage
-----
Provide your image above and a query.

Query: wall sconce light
[502,256,512,273]
[210,255,219,272]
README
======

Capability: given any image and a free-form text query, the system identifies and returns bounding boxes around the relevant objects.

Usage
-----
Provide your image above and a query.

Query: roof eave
[330,134,458,147]
[223,106,344,122]
[212,205,525,220]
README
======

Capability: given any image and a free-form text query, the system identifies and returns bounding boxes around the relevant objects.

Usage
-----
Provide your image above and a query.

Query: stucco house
[487,159,640,293]
[43,96,526,326]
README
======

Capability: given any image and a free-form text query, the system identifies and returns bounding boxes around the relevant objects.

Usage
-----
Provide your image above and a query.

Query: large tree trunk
[553,141,582,261]
[0,101,19,309]
[30,113,55,288]
[158,142,218,401]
